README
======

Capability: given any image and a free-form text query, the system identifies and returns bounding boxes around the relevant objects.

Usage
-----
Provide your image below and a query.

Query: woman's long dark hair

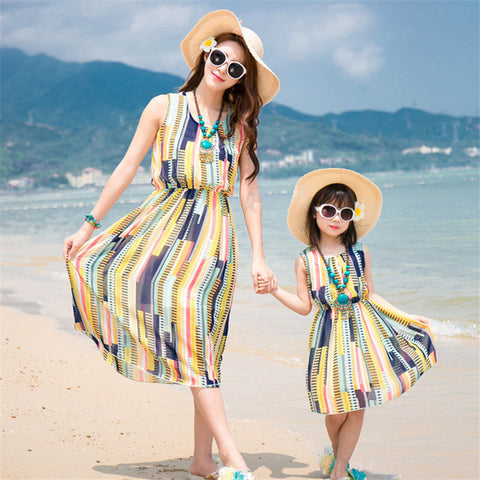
[179,33,262,180]
[306,183,358,251]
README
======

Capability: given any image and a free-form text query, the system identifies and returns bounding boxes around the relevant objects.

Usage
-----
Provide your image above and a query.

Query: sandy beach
[1,302,478,480]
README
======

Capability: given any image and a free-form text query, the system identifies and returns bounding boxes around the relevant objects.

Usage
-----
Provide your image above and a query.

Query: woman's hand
[63,224,94,261]
[252,258,277,294]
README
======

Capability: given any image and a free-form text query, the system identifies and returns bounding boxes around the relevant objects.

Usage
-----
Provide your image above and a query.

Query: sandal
[318,446,335,475]
[348,465,367,480]
[329,457,367,480]
[204,472,219,480]
[217,467,255,480]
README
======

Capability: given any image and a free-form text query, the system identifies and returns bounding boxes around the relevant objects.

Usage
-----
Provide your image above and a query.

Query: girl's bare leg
[325,412,347,457]
[190,387,248,474]
[325,410,365,480]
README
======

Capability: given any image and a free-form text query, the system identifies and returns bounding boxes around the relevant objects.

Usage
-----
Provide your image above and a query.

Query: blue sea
[0,166,478,343]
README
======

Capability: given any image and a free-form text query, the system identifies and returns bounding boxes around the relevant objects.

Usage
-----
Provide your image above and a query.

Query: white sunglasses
[315,204,356,222]
[207,48,247,80]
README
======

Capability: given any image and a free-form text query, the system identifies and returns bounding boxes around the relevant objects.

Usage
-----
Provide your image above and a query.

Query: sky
[1,0,479,117]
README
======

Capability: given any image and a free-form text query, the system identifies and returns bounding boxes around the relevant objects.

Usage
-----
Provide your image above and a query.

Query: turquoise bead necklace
[319,248,351,311]
[193,89,224,163]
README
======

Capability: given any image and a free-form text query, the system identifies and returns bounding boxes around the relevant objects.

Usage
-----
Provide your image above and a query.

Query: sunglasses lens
[228,62,245,79]
[340,209,354,221]
[209,49,226,66]
[321,205,337,218]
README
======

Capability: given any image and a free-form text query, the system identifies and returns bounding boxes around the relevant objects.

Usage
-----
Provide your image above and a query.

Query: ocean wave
[430,317,479,339]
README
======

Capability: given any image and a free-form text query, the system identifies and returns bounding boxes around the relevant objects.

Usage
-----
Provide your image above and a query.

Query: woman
[63,10,279,480]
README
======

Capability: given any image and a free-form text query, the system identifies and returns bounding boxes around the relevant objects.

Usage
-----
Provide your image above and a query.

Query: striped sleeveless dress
[301,243,436,414]
[66,92,244,387]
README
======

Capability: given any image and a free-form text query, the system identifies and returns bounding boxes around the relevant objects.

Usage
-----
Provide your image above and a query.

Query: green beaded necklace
[193,89,224,163]
[319,249,351,310]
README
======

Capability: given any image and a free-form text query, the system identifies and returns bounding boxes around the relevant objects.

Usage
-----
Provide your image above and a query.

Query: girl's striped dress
[301,243,436,414]
[66,92,244,388]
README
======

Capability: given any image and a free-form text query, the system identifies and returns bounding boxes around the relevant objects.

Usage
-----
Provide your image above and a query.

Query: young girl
[63,10,279,480]
[265,168,436,480]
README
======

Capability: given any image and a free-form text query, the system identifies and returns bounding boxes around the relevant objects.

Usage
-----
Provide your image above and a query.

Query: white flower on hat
[353,201,365,222]
[199,36,217,52]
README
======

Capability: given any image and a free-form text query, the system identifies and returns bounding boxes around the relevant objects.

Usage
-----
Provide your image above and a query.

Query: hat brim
[287,168,382,245]
[180,9,279,104]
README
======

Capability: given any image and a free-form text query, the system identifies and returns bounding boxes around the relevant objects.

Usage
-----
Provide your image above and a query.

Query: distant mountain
[1,47,184,129]
[263,103,478,144]
[1,48,478,188]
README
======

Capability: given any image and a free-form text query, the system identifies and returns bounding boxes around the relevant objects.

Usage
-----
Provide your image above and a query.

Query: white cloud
[0,1,199,75]
[332,44,384,79]
[252,3,384,80]
[1,2,384,80]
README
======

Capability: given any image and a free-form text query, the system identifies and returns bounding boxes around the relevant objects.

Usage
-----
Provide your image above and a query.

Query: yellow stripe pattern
[66,93,244,387]
[302,243,437,414]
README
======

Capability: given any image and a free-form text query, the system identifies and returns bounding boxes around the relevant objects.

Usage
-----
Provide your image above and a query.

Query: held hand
[257,273,277,294]
[63,225,94,261]
[251,259,276,294]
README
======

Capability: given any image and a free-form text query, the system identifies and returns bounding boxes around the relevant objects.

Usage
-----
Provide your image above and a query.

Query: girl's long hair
[179,33,262,180]
[306,183,358,251]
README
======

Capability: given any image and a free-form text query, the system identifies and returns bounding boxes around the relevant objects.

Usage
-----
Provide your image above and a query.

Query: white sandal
[318,445,335,475]
[217,466,255,480]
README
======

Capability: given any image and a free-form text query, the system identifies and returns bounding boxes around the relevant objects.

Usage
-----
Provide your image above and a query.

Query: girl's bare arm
[270,256,312,316]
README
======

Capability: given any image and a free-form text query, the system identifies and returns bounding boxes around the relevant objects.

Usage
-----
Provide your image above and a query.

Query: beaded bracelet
[84,214,101,229]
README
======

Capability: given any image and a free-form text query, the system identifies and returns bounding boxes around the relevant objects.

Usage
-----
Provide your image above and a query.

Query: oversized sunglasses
[207,49,247,80]
[315,204,356,222]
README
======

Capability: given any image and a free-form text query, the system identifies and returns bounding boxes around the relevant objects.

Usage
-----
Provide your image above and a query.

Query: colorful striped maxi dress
[66,92,244,387]
[301,243,437,414]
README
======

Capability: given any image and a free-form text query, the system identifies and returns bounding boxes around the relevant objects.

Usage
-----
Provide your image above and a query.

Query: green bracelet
[85,214,101,229]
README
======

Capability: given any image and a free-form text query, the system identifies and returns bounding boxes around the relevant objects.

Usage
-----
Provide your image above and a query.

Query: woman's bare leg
[190,397,218,476]
[190,387,248,473]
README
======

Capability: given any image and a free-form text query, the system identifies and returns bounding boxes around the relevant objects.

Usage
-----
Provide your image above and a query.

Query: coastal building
[6,177,34,190]
[402,145,452,155]
[66,166,151,188]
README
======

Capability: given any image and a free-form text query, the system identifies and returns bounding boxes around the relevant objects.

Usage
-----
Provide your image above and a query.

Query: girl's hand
[257,273,277,294]
[409,314,431,327]
[63,225,94,261]
[251,259,276,294]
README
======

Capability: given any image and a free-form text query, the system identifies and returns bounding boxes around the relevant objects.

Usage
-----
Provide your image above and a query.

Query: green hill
[1,47,183,129]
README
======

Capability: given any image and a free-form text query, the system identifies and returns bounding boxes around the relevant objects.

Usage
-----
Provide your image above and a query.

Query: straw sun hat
[287,168,383,245]
[181,9,280,104]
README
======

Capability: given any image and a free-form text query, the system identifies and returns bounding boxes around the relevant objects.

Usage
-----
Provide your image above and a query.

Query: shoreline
[1,304,479,480]
[1,164,478,196]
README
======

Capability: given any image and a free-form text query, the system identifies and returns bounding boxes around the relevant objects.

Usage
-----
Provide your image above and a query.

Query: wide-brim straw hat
[181,9,280,104]
[287,168,383,244]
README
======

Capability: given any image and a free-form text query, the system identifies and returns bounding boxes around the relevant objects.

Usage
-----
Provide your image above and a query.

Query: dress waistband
[323,296,360,310]
[152,185,231,198]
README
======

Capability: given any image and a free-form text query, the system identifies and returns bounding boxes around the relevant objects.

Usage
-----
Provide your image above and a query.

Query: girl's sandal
[329,458,367,480]
[348,466,367,480]
[318,446,335,475]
